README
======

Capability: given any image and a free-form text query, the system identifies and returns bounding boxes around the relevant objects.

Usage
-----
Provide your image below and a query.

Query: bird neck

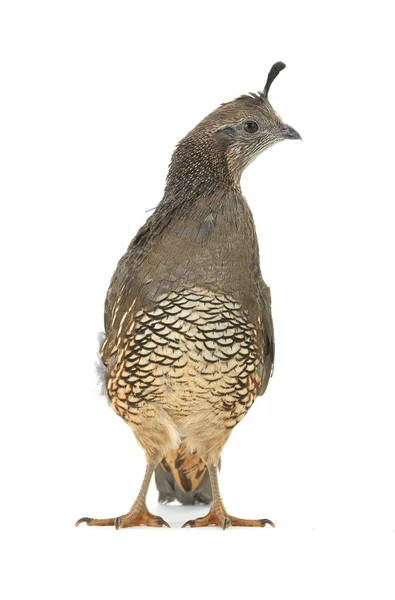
[163,133,241,201]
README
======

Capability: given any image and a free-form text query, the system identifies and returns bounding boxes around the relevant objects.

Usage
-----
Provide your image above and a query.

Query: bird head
[207,62,301,179]
[167,62,301,193]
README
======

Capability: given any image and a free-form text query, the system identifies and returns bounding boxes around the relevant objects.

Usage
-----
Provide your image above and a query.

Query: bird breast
[106,288,264,429]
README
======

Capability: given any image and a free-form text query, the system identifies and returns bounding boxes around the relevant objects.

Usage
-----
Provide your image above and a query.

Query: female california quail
[76,62,300,529]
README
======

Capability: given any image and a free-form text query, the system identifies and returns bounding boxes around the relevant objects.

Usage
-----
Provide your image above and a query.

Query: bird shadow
[155,502,209,528]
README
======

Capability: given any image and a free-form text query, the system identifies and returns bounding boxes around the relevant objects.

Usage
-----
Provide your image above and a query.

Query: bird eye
[243,120,259,134]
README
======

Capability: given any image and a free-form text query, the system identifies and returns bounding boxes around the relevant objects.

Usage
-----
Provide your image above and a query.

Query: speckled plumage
[77,62,300,529]
[100,185,275,475]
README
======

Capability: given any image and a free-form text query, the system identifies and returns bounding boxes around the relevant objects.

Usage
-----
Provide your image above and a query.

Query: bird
[76,61,301,530]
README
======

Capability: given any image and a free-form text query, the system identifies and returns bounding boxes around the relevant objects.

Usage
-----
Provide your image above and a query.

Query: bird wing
[100,219,154,367]
[258,285,275,396]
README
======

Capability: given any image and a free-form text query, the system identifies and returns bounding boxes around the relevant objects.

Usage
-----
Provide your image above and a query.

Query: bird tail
[155,443,217,505]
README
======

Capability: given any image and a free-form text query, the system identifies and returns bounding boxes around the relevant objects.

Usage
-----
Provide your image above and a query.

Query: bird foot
[75,507,170,529]
[182,506,274,529]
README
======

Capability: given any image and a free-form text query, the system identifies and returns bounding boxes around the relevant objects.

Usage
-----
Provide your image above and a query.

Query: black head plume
[262,61,286,99]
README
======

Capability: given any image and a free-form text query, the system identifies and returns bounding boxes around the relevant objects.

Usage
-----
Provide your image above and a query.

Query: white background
[1,0,394,598]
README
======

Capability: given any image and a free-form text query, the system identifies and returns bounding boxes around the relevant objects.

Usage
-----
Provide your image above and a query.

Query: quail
[76,62,301,529]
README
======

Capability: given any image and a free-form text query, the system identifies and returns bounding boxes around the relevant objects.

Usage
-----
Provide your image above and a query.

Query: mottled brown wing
[101,275,138,370]
[258,285,275,396]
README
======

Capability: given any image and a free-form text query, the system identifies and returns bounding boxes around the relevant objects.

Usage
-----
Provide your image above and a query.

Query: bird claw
[75,509,170,528]
[156,516,170,527]
[260,518,275,528]
[182,509,229,529]
[182,508,275,529]
[75,517,93,527]
[182,519,196,528]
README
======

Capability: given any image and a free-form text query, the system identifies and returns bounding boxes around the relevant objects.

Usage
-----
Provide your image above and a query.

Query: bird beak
[279,124,302,141]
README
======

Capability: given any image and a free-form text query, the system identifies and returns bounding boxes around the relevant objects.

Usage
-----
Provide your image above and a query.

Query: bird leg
[76,462,170,528]
[182,464,274,529]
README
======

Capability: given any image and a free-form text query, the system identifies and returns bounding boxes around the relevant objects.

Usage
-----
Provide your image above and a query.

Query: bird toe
[75,517,92,527]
